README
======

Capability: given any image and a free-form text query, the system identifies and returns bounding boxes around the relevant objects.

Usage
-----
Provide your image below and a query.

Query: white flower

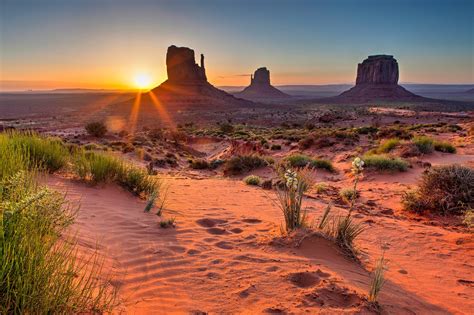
[351,157,364,174]
[284,169,298,189]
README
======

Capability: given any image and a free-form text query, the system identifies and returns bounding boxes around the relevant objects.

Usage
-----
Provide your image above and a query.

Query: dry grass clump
[412,136,434,154]
[223,155,268,175]
[244,175,261,186]
[339,187,359,204]
[368,253,386,304]
[85,121,107,137]
[376,138,400,153]
[189,159,210,169]
[433,140,456,153]
[402,164,473,215]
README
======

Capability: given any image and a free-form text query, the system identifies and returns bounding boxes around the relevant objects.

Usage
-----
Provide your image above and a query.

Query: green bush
[363,154,409,172]
[285,154,313,168]
[433,140,456,153]
[244,175,261,186]
[402,165,473,215]
[223,155,268,175]
[412,136,434,154]
[377,138,400,153]
[85,121,107,137]
[285,154,334,172]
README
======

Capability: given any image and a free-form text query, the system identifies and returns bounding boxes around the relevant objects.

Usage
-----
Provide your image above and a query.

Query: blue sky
[1,0,472,90]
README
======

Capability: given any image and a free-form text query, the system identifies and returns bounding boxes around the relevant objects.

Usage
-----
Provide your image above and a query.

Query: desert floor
[47,151,473,314]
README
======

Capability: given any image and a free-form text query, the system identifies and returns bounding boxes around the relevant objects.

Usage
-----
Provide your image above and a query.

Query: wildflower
[284,169,298,189]
[351,157,364,175]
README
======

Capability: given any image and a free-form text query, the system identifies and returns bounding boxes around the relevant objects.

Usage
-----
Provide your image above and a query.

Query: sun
[133,73,153,90]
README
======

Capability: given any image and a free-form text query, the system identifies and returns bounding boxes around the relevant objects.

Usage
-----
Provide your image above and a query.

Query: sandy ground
[48,169,473,314]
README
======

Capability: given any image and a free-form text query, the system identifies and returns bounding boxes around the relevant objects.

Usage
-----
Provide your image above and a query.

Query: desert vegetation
[0,131,115,313]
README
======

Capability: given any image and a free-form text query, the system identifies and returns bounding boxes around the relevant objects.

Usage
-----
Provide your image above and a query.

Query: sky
[0,0,473,91]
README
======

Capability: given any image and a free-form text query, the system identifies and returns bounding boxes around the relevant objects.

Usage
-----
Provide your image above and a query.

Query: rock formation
[234,67,290,100]
[335,55,422,102]
[150,45,252,106]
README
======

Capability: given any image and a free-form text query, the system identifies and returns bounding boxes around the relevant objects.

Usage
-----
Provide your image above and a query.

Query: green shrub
[285,154,313,168]
[402,165,473,215]
[433,140,456,153]
[377,138,400,153]
[412,136,434,154]
[309,159,334,172]
[85,121,107,137]
[244,175,261,186]
[285,154,333,172]
[339,187,358,204]
[223,155,268,175]
[363,154,409,172]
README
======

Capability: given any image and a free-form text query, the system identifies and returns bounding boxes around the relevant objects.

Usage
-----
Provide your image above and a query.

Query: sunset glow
[133,74,153,90]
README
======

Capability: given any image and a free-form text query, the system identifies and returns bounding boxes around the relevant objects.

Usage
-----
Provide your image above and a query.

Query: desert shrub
[309,159,334,172]
[363,154,408,172]
[285,154,334,172]
[412,136,434,154]
[356,126,378,135]
[223,155,268,175]
[166,130,187,144]
[339,188,358,204]
[190,159,210,169]
[244,175,261,186]
[209,159,225,169]
[377,127,412,140]
[377,138,400,153]
[85,121,107,137]
[285,154,312,168]
[118,165,159,197]
[276,169,314,231]
[402,165,473,215]
[463,210,474,228]
[270,144,282,150]
[314,182,328,194]
[219,123,235,134]
[433,140,456,153]
[398,142,422,157]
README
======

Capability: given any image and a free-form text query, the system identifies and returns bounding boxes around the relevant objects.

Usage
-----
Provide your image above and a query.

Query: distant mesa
[150,45,251,106]
[466,87,474,94]
[234,67,290,100]
[334,55,423,102]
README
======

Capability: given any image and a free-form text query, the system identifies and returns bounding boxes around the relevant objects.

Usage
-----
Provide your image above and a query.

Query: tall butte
[234,67,290,100]
[335,55,422,102]
[150,45,252,106]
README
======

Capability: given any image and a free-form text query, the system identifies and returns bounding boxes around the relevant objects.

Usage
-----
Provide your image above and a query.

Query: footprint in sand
[242,218,262,224]
[215,241,234,250]
[206,227,228,235]
[196,218,228,228]
[288,269,331,288]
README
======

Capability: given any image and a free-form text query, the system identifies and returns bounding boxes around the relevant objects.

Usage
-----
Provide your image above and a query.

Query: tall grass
[368,253,386,303]
[363,154,409,172]
[0,131,68,176]
[276,168,314,232]
[0,163,114,312]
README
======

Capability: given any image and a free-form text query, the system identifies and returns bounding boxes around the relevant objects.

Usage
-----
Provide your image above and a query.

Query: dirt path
[48,175,473,314]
